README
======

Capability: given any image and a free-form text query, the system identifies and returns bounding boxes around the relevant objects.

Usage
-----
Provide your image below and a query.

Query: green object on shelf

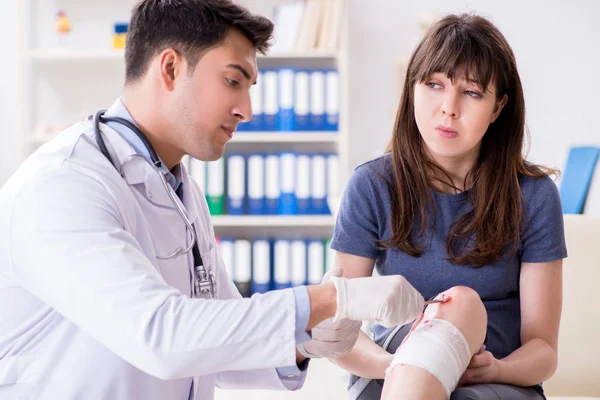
[207,195,225,216]
[206,157,225,215]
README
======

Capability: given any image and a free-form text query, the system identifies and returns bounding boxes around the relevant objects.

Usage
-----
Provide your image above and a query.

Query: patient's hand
[457,346,500,386]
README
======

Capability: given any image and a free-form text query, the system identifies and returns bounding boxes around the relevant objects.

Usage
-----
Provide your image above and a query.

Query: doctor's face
[171,29,257,161]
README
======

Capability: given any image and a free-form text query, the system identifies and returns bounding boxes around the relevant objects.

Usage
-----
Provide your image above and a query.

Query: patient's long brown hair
[383,13,556,266]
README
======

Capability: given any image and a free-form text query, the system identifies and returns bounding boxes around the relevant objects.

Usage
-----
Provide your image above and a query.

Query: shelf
[27,49,125,61]
[231,132,338,143]
[26,49,339,62]
[211,215,335,228]
[260,51,339,60]
[27,132,340,147]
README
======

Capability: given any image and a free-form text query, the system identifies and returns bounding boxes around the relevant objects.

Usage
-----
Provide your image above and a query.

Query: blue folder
[559,146,600,214]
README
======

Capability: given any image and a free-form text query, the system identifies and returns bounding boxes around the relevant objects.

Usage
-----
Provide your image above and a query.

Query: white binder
[247,154,265,214]
[274,239,291,289]
[265,154,280,214]
[310,70,325,130]
[311,154,327,214]
[307,240,325,284]
[234,239,252,297]
[296,154,311,214]
[294,70,310,130]
[219,239,235,280]
[263,70,278,130]
[291,240,307,287]
[188,157,206,194]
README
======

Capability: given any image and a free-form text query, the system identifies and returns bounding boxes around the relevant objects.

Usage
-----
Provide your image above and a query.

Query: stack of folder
[188,153,340,216]
[237,68,339,132]
[269,0,344,54]
[217,237,336,297]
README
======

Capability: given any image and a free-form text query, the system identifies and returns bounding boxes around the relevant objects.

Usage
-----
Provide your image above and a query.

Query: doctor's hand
[330,274,425,328]
[297,268,362,359]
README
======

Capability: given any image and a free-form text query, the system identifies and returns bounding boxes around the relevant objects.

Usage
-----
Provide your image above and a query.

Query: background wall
[0,1,20,185]
[2,0,599,184]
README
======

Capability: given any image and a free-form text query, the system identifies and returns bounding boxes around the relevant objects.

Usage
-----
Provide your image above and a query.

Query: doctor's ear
[157,49,184,91]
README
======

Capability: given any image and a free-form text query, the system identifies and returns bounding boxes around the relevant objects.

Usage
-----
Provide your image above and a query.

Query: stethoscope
[93,110,216,298]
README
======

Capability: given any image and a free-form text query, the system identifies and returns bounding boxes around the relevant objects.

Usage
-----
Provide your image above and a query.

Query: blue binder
[263,70,278,131]
[294,70,311,131]
[560,146,600,214]
[265,154,280,214]
[325,69,339,131]
[295,154,311,214]
[309,70,325,131]
[247,154,266,215]
[252,239,271,294]
[278,152,297,215]
[311,154,328,214]
[226,154,246,215]
[241,71,264,131]
[277,68,295,131]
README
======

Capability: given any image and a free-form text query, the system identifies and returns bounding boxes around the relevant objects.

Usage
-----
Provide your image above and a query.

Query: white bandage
[386,319,471,399]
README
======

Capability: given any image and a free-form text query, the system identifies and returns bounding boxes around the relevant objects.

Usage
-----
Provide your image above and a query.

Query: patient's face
[413,70,505,168]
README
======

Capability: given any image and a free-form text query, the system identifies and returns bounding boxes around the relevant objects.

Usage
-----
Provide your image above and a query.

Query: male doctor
[0,1,426,398]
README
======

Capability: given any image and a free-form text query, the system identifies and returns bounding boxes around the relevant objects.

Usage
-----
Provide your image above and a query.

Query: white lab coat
[0,120,305,399]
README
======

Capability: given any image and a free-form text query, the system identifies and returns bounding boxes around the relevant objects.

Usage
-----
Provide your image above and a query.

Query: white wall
[0,1,20,185]
[346,0,600,174]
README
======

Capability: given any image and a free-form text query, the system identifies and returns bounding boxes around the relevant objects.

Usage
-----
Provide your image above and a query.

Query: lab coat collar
[88,119,198,219]
[103,98,182,191]
[179,161,201,223]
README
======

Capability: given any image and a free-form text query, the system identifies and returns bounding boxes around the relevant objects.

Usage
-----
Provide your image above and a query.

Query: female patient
[330,13,567,400]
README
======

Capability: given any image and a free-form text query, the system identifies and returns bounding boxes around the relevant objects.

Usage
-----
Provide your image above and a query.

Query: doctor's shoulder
[3,125,128,220]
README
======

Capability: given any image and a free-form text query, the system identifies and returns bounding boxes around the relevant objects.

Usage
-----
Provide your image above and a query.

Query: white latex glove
[297,268,362,359]
[330,274,425,328]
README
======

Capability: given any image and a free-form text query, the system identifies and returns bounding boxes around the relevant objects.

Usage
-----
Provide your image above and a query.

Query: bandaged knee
[385,319,471,398]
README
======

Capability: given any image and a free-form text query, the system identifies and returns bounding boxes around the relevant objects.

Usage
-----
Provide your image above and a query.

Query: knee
[426,286,485,317]
[423,286,487,354]
[446,286,484,308]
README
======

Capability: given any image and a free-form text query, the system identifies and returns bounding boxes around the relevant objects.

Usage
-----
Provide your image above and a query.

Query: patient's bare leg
[381,286,487,400]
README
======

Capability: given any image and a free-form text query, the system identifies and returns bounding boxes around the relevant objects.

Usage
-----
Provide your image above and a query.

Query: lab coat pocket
[0,355,39,399]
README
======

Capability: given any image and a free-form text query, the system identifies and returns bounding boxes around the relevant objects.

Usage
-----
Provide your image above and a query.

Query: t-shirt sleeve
[520,176,568,263]
[330,165,383,260]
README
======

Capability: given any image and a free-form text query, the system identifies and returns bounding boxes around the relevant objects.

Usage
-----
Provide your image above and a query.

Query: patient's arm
[381,285,487,400]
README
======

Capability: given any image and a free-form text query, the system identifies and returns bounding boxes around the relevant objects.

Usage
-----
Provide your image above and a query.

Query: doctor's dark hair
[125,0,274,82]
[382,13,556,266]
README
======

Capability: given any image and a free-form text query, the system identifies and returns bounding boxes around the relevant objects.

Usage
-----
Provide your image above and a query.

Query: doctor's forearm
[305,282,337,330]
[496,338,558,386]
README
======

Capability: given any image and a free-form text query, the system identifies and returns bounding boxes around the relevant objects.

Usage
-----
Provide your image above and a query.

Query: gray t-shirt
[331,154,567,359]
